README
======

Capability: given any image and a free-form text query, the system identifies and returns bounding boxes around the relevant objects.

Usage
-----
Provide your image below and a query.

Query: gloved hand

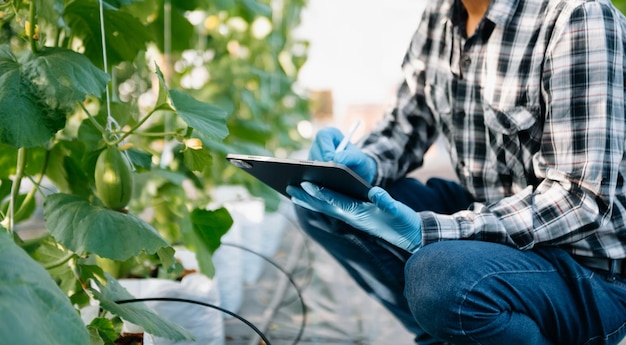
[309,127,377,184]
[287,182,422,253]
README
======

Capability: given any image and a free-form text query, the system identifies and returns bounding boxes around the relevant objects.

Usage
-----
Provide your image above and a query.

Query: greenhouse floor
[221,204,416,345]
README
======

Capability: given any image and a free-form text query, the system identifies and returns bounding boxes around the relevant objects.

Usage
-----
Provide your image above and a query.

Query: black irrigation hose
[221,242,307,345]
[274,236,315,307]
[277,214,317,293]
[115,213,312,345]
[114,297,272,345]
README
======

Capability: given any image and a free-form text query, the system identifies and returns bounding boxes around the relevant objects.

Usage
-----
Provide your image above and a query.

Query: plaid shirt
[359,0,626,258]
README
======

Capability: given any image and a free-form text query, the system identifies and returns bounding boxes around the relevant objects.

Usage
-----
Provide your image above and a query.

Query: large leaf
[183,145,213,172]
[64,0,153,68]
[43,193,170,261]
[155,66,229,140]
[0,45,109,148]
[91,274,193,341]
[186,207,232,277]
[28,235,82,297]
[169,90,230,140]
[23,47,110,111]
[0,228,90,345]
[190,208,232,254]
[0,46,64,147]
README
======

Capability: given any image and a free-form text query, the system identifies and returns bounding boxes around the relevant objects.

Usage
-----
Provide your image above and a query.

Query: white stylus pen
[335,119,362,153]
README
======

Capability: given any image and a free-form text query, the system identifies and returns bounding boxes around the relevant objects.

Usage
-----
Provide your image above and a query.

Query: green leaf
[183,146,213,172]
[88,317,119,344]
[45,141,92,197]
[0,46,65,148]
[0,45,108,148]
[0,143,47,178]
[64,0,153,68]
[1,193,36,224]
[91,273,193,341]
[0,229,90,345]
[157,246,177,271]
[0,179,11,204]
[126,149,153,170]
[185,208,231,278]
[43,193,170,261]
[29,236,81,296]
[88,327,108,345]
[190,207,232,254]
[192,235,216,277]
[169,90,229,139]
[0,45,18,75]
[77,118,105,150]
[155,66,229,140]
[64,154,93,197]
[22,47,110,111]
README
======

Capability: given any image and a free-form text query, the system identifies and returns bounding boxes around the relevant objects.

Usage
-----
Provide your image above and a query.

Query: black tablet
[226,154,372,201]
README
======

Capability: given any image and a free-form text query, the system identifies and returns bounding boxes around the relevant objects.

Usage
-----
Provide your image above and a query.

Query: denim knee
[404,242,468,339]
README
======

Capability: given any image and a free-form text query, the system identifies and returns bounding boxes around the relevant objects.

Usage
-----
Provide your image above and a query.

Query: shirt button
[462,55,471,67]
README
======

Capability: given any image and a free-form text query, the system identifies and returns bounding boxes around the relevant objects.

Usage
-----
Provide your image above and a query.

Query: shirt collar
[485,0,521,27]
[449,0,521,28]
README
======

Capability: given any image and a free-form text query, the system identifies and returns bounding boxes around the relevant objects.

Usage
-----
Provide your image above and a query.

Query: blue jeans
[293,177,626,344]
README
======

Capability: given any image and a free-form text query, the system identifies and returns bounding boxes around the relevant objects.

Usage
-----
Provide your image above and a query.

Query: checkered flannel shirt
[359,0,626,258]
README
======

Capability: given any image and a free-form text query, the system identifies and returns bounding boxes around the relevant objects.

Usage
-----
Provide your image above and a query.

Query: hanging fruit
[94,146,133,211]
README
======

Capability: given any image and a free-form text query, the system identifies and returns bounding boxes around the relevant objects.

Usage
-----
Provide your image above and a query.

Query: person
[286,0,626,343]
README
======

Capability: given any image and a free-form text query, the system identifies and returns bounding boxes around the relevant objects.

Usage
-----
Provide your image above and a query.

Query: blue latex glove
[287,182,422,253]
[309,127,377,184]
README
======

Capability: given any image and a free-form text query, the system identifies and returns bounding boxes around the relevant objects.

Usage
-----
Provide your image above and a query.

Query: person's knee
[404,241,512,339]
[404,242,469,335]
[405,241,549,343]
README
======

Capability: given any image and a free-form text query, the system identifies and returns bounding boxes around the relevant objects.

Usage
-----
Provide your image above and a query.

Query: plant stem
[78,101,111,141]
[44,252,75,270]
[2,147,27,232]
[28,1,38,53]
[13,150,49,221]
[129,131,180,138]
[110,109,161,145]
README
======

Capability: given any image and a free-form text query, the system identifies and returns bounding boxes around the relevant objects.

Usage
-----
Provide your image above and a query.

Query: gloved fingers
[300,181,361,210]
[309,143,329,162]
[286,184,333,213]
[290,194,320,213]
[309,127,343,161]
[334,147,365,166]
[368,187,399,215]
[333,148,376,183]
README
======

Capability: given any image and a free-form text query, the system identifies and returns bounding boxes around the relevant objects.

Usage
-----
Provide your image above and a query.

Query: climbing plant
[0,0,309,343]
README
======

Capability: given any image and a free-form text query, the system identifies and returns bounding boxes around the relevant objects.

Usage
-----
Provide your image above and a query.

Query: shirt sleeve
[358,5,440,189]
[422,2,626,251]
